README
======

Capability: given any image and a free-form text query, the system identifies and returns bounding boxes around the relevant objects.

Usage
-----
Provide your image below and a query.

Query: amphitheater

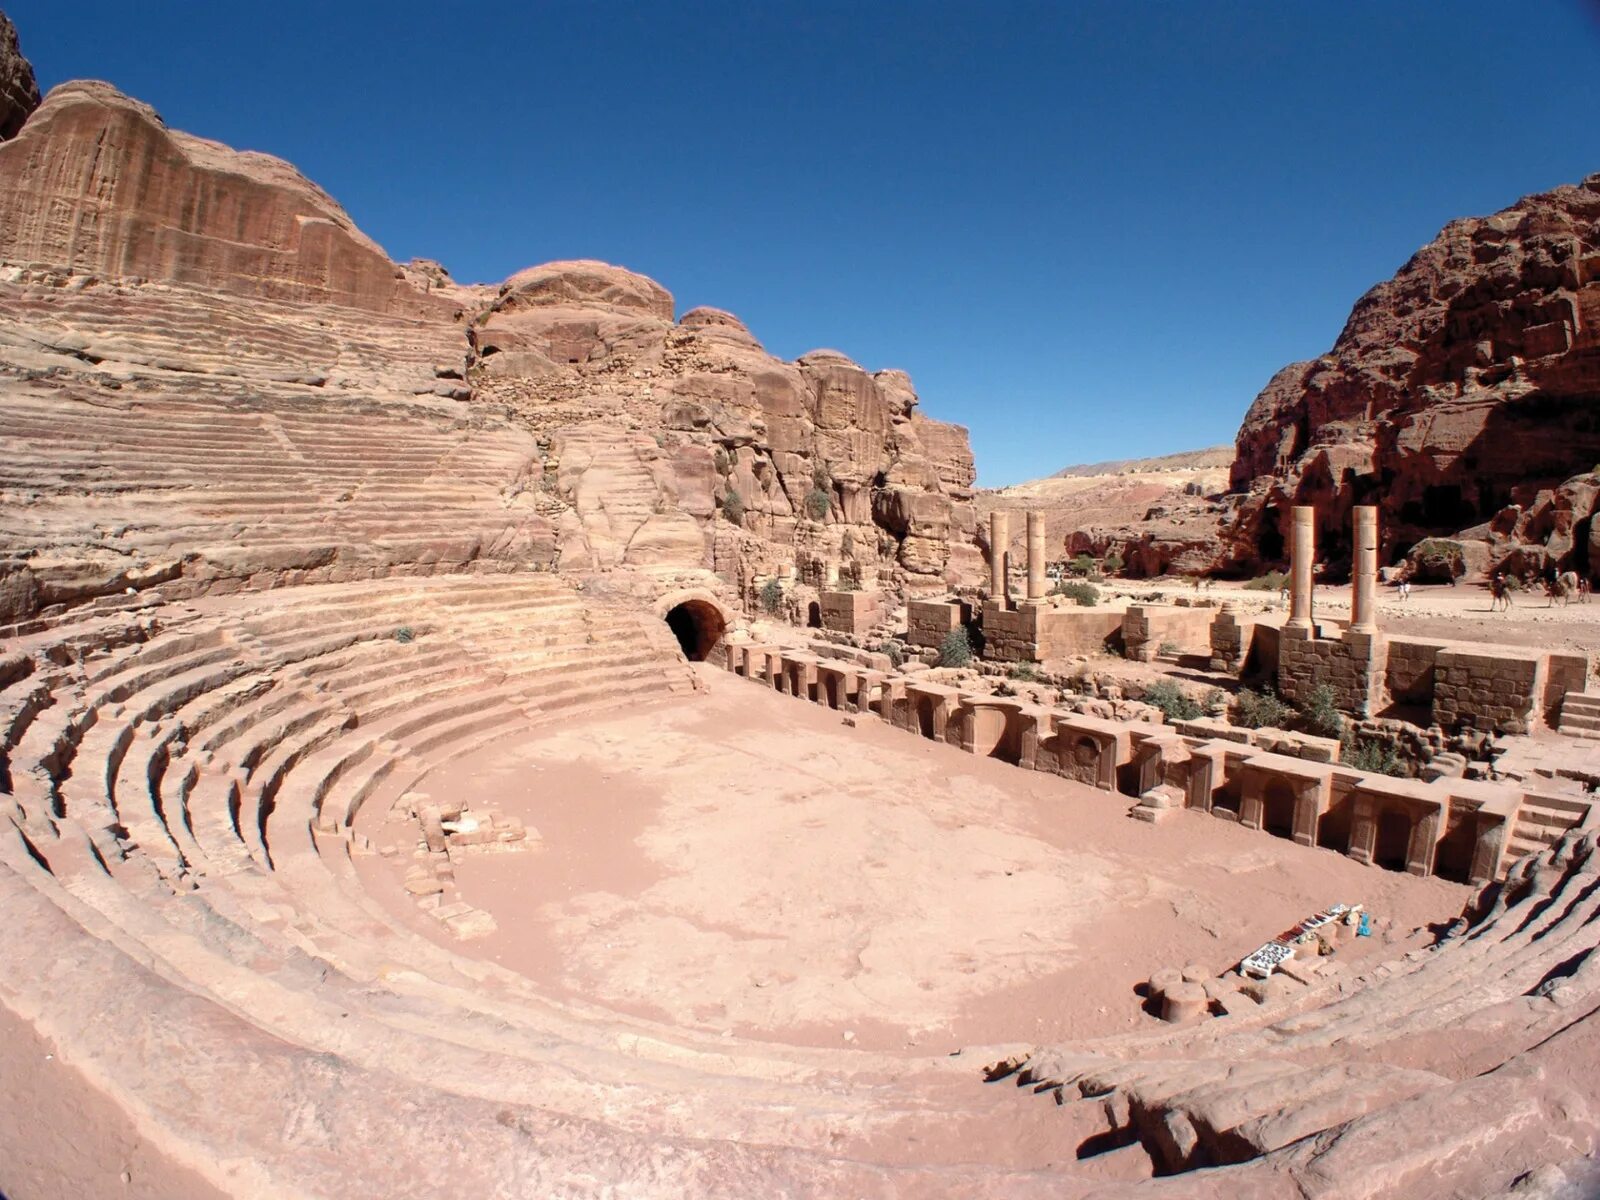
[3,20,1600,1200]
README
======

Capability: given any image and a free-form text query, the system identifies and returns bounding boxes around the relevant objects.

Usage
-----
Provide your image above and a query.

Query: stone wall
[1037,609,1125,659]
[1277,629,1382,715]
[1122,604,1214,662]
[1385,639,1447,707]
[1544,653,1590,725]
[907,599,970,649]
[981,601,1039,663]
[980,601,1123,663]
[819,590,880,636]
[1434,648,1541,735]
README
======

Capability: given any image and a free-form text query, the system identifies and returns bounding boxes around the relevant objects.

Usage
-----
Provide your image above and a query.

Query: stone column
[1350,505,1379,634]
[1287,506,1315,631]
[1025,511,1046,602]
[989,511,1010,609]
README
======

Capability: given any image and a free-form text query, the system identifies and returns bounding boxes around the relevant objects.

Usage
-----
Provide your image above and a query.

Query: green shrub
[938,627,973,668]
[1054,579,1099,606]
[1103,550,1124,575]
[1070,553,1096,577]
[1235,686,1293,729]
[1343,735,1410,778]
[394,626,415,644]
[1243,570,1288,592]
[1298,683,1345,740]
[876,639,905,667]
[1143,680,1203,722]
[721,490,746,524]
[759,577,783,615]
[804,488,831,521]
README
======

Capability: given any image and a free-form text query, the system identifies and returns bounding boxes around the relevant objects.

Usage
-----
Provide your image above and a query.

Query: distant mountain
[1049,446,1234,479]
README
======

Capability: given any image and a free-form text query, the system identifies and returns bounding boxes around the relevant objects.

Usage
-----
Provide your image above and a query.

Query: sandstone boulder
[498,259,674,320]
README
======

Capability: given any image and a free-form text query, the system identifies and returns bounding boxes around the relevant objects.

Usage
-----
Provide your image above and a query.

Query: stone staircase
[1506,791,1595,863]
[1558,691,1600,739]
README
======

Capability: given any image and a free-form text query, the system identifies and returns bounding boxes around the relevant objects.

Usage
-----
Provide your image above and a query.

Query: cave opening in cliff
[1259,510,1285,564]
[665,600,725,662]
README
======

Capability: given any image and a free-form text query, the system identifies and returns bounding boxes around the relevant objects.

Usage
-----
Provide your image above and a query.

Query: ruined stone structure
[1266,505,1581,733]
[723,637,1588,888]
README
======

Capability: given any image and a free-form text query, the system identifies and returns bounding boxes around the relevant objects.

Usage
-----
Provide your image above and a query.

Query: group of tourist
[1488,569,1590,611]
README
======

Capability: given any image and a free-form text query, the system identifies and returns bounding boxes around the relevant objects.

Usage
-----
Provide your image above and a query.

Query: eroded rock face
[0,81,453,318]
[1228,173,1600,574]
[0,59,978,613]
[470,261,979,597]
[0,9,39,140]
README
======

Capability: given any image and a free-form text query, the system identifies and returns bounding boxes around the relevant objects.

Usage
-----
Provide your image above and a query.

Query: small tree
[1243,570,1288,592]
[938,627,973,668]
[1070,553,1096,577]
[1299,683,1344,740]
[759,577,784,615]
[1234,686,1293,730]
[1054,579,1099,606]
[721,490,746,524]
[804,488,831,521]
[1343,734,1410,778]
[1142,680,1202,722]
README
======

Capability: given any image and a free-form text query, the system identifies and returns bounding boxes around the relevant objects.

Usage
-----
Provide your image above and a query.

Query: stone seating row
[0,577,1033,1193]
[1010,827,1600,1176]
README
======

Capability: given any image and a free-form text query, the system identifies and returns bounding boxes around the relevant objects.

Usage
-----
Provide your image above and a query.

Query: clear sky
[9,2,1600,485]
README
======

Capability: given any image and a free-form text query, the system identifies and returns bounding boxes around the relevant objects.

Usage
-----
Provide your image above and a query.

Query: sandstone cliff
[0,81,456,318]
[0,64,980,618]
[1228,172,1600,575]
[470,260,980,600]
[0,9,37,140]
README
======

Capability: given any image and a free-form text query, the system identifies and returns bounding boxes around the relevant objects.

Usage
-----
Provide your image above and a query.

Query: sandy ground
[355,668,1470,1056]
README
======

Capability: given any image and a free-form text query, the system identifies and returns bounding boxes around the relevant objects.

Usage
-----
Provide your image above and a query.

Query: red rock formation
[1229,173,1600,574]
[0,81,453,318]
[470,261,980,594]
[0,9,38,140]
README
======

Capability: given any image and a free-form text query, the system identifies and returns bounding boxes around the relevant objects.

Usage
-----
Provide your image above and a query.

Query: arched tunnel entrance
[664,599,727,662]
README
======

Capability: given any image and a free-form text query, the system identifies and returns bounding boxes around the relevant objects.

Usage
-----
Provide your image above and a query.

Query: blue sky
[10,2,1600,485]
